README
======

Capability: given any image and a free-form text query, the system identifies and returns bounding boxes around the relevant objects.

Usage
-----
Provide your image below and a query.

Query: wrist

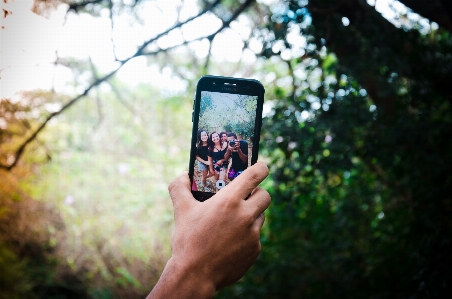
[148,257,216,299]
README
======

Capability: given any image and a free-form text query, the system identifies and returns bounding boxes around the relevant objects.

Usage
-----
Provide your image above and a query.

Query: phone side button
[192,111,194,122]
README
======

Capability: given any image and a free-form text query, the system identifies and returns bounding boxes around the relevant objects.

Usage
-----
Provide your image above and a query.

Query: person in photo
[195,129,212,189]
[220,131,231,177]
[208,132,228,190]
[224,132,249,181]
[220,131,228,144]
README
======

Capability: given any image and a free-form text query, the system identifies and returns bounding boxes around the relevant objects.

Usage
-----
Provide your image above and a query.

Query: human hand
[148,162,270,298]
[232,140,240,152]
[171,162,270,288]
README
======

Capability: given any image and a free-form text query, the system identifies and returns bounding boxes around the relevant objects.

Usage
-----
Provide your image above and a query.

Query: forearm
[208,157,214,172]
[161,163,271,298]
[196,156,208,164]
[147,258,216,299]
[224,150,231,161]
[238,149,247,163]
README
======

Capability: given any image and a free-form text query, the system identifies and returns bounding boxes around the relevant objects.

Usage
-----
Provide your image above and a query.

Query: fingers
[255,212,266,229]
[168,172,196,214]
[246,186,271,218]
[222,162,269,201]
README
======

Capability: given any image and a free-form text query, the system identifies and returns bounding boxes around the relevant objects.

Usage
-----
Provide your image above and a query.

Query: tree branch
[0,0,238,170]
[397,0,452,33]
[140,0,256,56]
[123,0,222,60]
[66,0,104,13]
[307,0,345,14]
[286,59,297,102]
[108,0,119,61]
[204,37,214,73]
[0,69,117,170]
[204,0,256,52]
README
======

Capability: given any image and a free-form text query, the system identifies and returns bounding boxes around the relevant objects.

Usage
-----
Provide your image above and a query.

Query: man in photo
[224,132,248,181]
[220,132,228,144]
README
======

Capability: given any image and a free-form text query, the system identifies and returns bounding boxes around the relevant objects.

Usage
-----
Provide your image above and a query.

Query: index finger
[221,162,269,201]
[168,172,197,216]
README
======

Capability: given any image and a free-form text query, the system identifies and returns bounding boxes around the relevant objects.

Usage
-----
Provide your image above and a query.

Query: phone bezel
[189,75,265,202]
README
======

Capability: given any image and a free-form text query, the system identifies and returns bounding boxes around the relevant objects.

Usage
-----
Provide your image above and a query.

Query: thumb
[168,172,196,217]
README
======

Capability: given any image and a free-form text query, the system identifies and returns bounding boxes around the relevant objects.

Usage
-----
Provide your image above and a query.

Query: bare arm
[237,146,248,163]
[196,155,209,165]
[147,162,271,299]
[234,142,248,163]
[208,156,214,173]
[147,258,215,298]
[224,147,232,161]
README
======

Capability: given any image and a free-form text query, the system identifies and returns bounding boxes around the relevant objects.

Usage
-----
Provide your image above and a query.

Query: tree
[0,0,257,170]
[199,93,256,140]
[218,0,452,298]
[1,0,263,297]
[2,0,452,297]
[398,0,452,33]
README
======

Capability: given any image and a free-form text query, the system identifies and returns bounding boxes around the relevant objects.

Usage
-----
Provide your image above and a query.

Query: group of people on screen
[195,129,249,191]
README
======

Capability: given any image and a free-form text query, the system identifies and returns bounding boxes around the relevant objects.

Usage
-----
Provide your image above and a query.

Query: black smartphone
[189,75,265,201]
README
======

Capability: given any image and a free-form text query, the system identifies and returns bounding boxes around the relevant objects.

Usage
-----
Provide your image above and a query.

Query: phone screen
[190,86,262,198]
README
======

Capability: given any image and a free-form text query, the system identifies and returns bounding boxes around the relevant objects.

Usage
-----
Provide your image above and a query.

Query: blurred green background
[1,0,451,298]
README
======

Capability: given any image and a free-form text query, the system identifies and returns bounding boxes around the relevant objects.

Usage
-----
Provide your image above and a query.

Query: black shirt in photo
[231,140,248,172]
[196,145,209,161]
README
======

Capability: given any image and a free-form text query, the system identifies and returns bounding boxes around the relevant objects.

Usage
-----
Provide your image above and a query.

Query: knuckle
[255,187,271,204]
[248,170,261,186]
[246,213,256,226]
[168,180,176,193]
[254,188,271,208]
[256,241,262,254]
[168,177,181,195]
[263,190,271,204]
[258,162,269,175]
[251,224,260,236]
[217,195,239,210]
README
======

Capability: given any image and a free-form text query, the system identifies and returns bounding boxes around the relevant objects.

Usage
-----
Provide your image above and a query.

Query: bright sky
[0,0,248,98]
[0,0,429,99]
[1,0,62,98]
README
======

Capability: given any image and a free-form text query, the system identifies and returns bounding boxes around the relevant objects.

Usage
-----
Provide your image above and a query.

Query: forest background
[199,92,257,141]
[1,0,451,298]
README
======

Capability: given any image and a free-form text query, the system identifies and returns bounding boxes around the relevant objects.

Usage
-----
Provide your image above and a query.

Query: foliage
[25,81,192,297]
[0,166,89,299]
[2,0,452,298]
[218,0,452,298]
[1,80,193,298]
[199,93,257,140]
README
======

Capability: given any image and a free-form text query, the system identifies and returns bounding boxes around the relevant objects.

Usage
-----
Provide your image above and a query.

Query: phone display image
[192,91,258,193]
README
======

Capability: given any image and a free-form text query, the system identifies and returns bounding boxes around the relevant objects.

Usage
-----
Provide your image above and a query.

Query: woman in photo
[208,132,228,190]
[220,131,231,178]
[195,129,211,188]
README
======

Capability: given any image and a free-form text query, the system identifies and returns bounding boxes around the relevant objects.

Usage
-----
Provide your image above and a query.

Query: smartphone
[189,75,265,201]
